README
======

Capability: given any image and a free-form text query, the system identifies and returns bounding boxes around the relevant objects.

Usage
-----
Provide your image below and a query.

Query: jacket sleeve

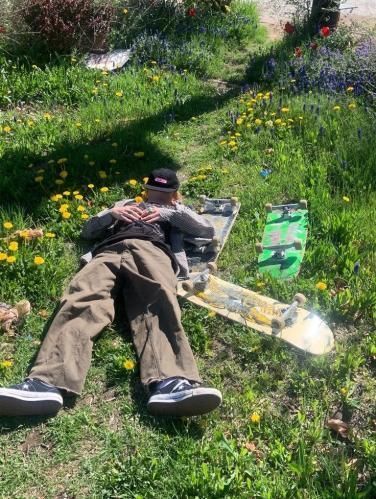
[159,204,215,238]
[80,199,130,240]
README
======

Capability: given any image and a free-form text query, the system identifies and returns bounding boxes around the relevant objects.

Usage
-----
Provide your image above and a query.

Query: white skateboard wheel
[293,239,303,250]
[255,242,263,254]
[207,262,217,273]
[299,199,308,209]
[265,203,273,213]
[182,280,194,292]
[271,317,285,330]
[230,197,238,206]
[293,293,306,305]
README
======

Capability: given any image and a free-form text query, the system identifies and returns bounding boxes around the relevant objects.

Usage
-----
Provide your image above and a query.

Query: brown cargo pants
[29,239,201,395]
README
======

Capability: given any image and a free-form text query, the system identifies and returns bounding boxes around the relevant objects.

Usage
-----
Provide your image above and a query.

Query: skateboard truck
[265,199,307,215]
[255,239,303,259]
[271,293,306,330]
[182,262,217,293]
[199,195,239,215]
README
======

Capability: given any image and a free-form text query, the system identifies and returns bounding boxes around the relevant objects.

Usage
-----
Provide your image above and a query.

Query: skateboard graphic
[184,196,241,273]
[257,200,308,280]
[178,265,334,355]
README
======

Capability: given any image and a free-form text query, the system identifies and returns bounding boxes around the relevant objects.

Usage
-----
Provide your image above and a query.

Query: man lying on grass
[0,168,222,418]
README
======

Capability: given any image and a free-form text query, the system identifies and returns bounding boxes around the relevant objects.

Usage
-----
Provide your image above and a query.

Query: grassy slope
[0,7,375,499]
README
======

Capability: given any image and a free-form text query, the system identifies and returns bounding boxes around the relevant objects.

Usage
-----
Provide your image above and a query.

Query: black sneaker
[147,377,222,417]
[0,379,63,417]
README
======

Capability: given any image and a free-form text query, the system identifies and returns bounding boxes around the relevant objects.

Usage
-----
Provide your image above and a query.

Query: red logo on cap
[155,177,167,184]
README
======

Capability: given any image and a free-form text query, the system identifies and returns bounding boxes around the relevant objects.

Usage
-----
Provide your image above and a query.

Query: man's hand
[140,206,161,223]
[111,205,144,223]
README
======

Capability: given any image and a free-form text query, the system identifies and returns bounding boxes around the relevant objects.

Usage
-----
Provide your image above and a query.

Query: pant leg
[120,239,202,386]
[29,252,122,395]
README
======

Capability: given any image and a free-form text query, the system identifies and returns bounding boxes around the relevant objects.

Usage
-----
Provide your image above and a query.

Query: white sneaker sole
[147,387,222,417]
[0,388,63,416]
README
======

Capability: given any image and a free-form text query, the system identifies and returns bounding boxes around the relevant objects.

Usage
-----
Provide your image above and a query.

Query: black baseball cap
[144,168,180,192]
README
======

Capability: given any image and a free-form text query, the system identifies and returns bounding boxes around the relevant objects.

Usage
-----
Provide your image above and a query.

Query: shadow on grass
[0,84,241,215]
[244,30,313,85]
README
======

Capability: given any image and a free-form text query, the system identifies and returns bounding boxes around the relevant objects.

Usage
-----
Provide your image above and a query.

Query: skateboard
[256,200,308,280]
[178,265,334,355]
[184,196,241,273]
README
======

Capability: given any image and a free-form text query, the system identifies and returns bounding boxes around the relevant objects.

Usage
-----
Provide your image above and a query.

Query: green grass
[0,3,376,498]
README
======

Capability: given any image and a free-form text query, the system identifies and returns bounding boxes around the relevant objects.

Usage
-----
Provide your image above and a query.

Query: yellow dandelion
[57,158,68,165]
[281,107,289,113]
[34,176,44,182]
[34,256,45,265]
[0,360,13,368]
[123,8,128,14]
[219,140,227,145]
[76,122,82,128]
[274,119,282,125]
[8,242,18,252]
[63,191,71,196]
[343,196,350,202]
[129,179,137,186]
[73,191,80,195]
[236,118,243,125]
[81,214,89,220]
[101,71,108,76]
[333,105,341,111]
[340,387,348,396]
[348,103,356,110]
[207,310,216,317]
[77,205,86,212]
[115,91,123,97]
[60,170,68,179]
[3,222,13,230]
[75,194,83,200]
[250,412,261,423]
[55,179,64,185]
[100,187,109,193]
[134,196,143,203]
[46,232,56,238]
[123,359,135,370]
[133,151,145,158]
[59,204,69,213]
[346,86,354,92]
[142,177,149,184]
[152,75,160,82]
[316,281,327,291]
[254,119,262,126]
[0,253,7,261]
[6,255,16,263]
[62,211,71,219]
[44,113,52,120]
[88,183,94,189]
[109,159,117,164]
[3,126,12,133]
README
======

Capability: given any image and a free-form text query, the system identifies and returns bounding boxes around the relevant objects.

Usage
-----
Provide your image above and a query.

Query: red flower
[187,7,196,17]
[284,22,295,34]
[310,41,318,50]
[294,47,303,58]
[320,26,330,37]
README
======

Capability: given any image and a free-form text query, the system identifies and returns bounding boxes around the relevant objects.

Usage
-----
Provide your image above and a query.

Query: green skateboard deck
[184,196,240,273]
[257,200,308,280]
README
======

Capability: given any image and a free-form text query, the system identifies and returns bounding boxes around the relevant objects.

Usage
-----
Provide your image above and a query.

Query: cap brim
[143,184,178,193]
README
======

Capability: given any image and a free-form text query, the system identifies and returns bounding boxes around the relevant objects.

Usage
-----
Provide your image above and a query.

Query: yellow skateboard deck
[178,271,334,355]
